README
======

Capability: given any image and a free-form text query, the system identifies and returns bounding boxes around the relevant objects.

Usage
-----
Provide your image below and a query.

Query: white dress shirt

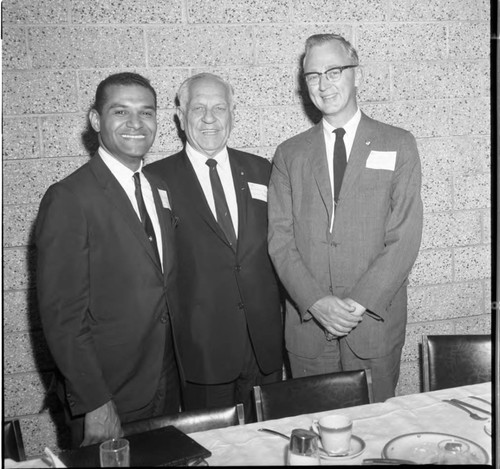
[98,147,164,270]
[185,142,239,238]
[322,108,362,231]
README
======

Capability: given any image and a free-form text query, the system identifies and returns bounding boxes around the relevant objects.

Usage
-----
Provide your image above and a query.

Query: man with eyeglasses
[268,34,423,402]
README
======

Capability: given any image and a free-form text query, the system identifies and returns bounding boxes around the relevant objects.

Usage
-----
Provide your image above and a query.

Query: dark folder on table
[58,425,211,467]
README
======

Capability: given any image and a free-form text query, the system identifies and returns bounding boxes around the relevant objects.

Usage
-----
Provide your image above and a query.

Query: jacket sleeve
[36,183,112,416]
[268,146,326,316]
[349,131,423,315]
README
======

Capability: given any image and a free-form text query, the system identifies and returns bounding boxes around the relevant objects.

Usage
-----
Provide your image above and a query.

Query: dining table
[188,382,493,465]
[5,382,493,467]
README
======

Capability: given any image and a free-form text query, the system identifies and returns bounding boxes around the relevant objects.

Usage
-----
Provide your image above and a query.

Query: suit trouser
[182,329,281,423]
[287,337,403,403]
[64,316,181,448]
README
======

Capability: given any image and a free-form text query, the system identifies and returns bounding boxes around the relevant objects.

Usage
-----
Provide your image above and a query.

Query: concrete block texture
[3,71,79,115]
[3,27,30,70]
[421,211,482,250]
[188,0,290,23]
[4,372,56,417]
[3,290,41,333]
[147,26,253,67]
[2,0,69,24]
[71,0,184,24]
[3,117,42,160]
[390,0,489,21]
[2,0,491,455]
[254,24,353,65]
[29,27,147,69]
[408,281,485,323]
[3,204,39,248]
[356,23,447,61]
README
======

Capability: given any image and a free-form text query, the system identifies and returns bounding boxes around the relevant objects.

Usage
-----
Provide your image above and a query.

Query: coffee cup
[312,414,352,455]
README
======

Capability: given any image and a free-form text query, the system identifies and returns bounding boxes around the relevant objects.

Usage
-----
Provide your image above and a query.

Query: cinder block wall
[3,0,491,457]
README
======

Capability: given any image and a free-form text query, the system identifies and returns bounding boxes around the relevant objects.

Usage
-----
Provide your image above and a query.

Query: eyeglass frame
[303,65,358,85]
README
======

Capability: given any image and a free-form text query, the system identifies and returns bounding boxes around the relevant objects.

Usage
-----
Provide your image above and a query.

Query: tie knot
[133,172,141,186]
[333,128,346,138]
[206,158,218,169]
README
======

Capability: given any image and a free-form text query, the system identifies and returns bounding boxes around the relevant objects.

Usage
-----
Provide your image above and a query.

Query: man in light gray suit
[268,33,423,402]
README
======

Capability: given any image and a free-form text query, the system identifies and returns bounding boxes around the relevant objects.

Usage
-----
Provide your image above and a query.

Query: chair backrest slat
[123,403,245,436]
[3,419,26,462]
[253,369,373,422]
[422,334,492,392]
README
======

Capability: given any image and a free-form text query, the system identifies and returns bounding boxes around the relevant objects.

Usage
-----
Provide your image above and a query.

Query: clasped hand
[309,296,366,337]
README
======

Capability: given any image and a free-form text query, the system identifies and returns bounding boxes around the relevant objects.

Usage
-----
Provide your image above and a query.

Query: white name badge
[158,189,171,209]
[366,151,397,171]
[248,182,268,202]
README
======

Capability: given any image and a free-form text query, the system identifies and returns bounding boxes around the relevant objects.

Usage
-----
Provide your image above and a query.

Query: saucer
[318,435,366,460]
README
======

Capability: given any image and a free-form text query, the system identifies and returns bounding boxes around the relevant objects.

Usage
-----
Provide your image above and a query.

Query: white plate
[383,432,489,464]
[319,435,366,460]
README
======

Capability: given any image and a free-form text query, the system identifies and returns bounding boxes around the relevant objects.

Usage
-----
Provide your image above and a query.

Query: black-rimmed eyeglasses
[304,65,358,86]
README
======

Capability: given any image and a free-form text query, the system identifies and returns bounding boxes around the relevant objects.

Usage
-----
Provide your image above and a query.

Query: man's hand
[343,297,366,318]
[81,400,123,447]
[309,296,362,337]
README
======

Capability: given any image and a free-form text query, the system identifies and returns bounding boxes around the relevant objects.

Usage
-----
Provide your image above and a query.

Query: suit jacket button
[238,302,244,310]
[160,315,168,323]
[234,265,241,272]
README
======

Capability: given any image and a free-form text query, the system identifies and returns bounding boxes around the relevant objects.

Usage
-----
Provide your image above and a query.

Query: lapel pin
[365,140,371,146]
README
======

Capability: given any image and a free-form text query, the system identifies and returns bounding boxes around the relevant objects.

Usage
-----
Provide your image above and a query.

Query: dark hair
[93,72,157,114]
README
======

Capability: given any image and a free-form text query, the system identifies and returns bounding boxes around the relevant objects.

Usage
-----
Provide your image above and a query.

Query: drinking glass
[437,439,471,464]
[99,438,130,467]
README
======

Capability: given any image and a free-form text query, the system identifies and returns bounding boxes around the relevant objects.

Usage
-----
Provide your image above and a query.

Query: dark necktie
[205,158,237,249]
[333,127,347,209]
[133,172,161,264]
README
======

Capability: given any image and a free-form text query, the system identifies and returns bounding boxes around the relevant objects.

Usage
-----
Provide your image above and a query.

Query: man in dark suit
[36,72,181,447]
[145,73,283,421]
[268,34,423,402]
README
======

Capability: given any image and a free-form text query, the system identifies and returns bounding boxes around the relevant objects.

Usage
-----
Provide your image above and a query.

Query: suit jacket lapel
[339,113,375,201]
[309,122,333,222]
[89,154,163,274]
[228,150,248,253]
[149,179,174,278]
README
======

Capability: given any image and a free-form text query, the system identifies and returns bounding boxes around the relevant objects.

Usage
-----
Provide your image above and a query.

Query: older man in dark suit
[268,34,423,402]
[145,73,283,421]
[36,72,181,447]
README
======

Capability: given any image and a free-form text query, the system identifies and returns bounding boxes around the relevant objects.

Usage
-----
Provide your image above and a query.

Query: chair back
[3,419,26,462]
[123,403,245,436]
[422,334,492,392]
[253,369,373,422]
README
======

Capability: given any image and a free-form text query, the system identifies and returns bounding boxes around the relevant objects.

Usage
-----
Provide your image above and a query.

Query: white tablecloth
[190,382,493,466]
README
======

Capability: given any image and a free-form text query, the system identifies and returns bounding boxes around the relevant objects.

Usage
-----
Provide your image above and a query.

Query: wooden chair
[422,334,492,392]
[122,403,245,436]
[253,369,373,422]
[3,419,26,462]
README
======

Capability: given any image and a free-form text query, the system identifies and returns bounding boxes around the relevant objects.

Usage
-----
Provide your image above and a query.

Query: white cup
[312,414,352,455]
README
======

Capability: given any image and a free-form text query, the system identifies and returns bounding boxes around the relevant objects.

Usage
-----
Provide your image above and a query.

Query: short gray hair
[177,73,235,111]
[303,34,359,67]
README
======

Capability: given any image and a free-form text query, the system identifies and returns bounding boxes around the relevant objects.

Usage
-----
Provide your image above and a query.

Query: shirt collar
[98,146,143,180]
[322,108,361,136]
[185,142,229,170]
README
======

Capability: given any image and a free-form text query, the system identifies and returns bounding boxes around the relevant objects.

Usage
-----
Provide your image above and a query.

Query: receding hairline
[177,73,235,111]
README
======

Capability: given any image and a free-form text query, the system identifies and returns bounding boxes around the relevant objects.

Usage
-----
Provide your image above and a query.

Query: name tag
[158,189,171,209]
[366,151,397,171]
[248,182,268,202]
